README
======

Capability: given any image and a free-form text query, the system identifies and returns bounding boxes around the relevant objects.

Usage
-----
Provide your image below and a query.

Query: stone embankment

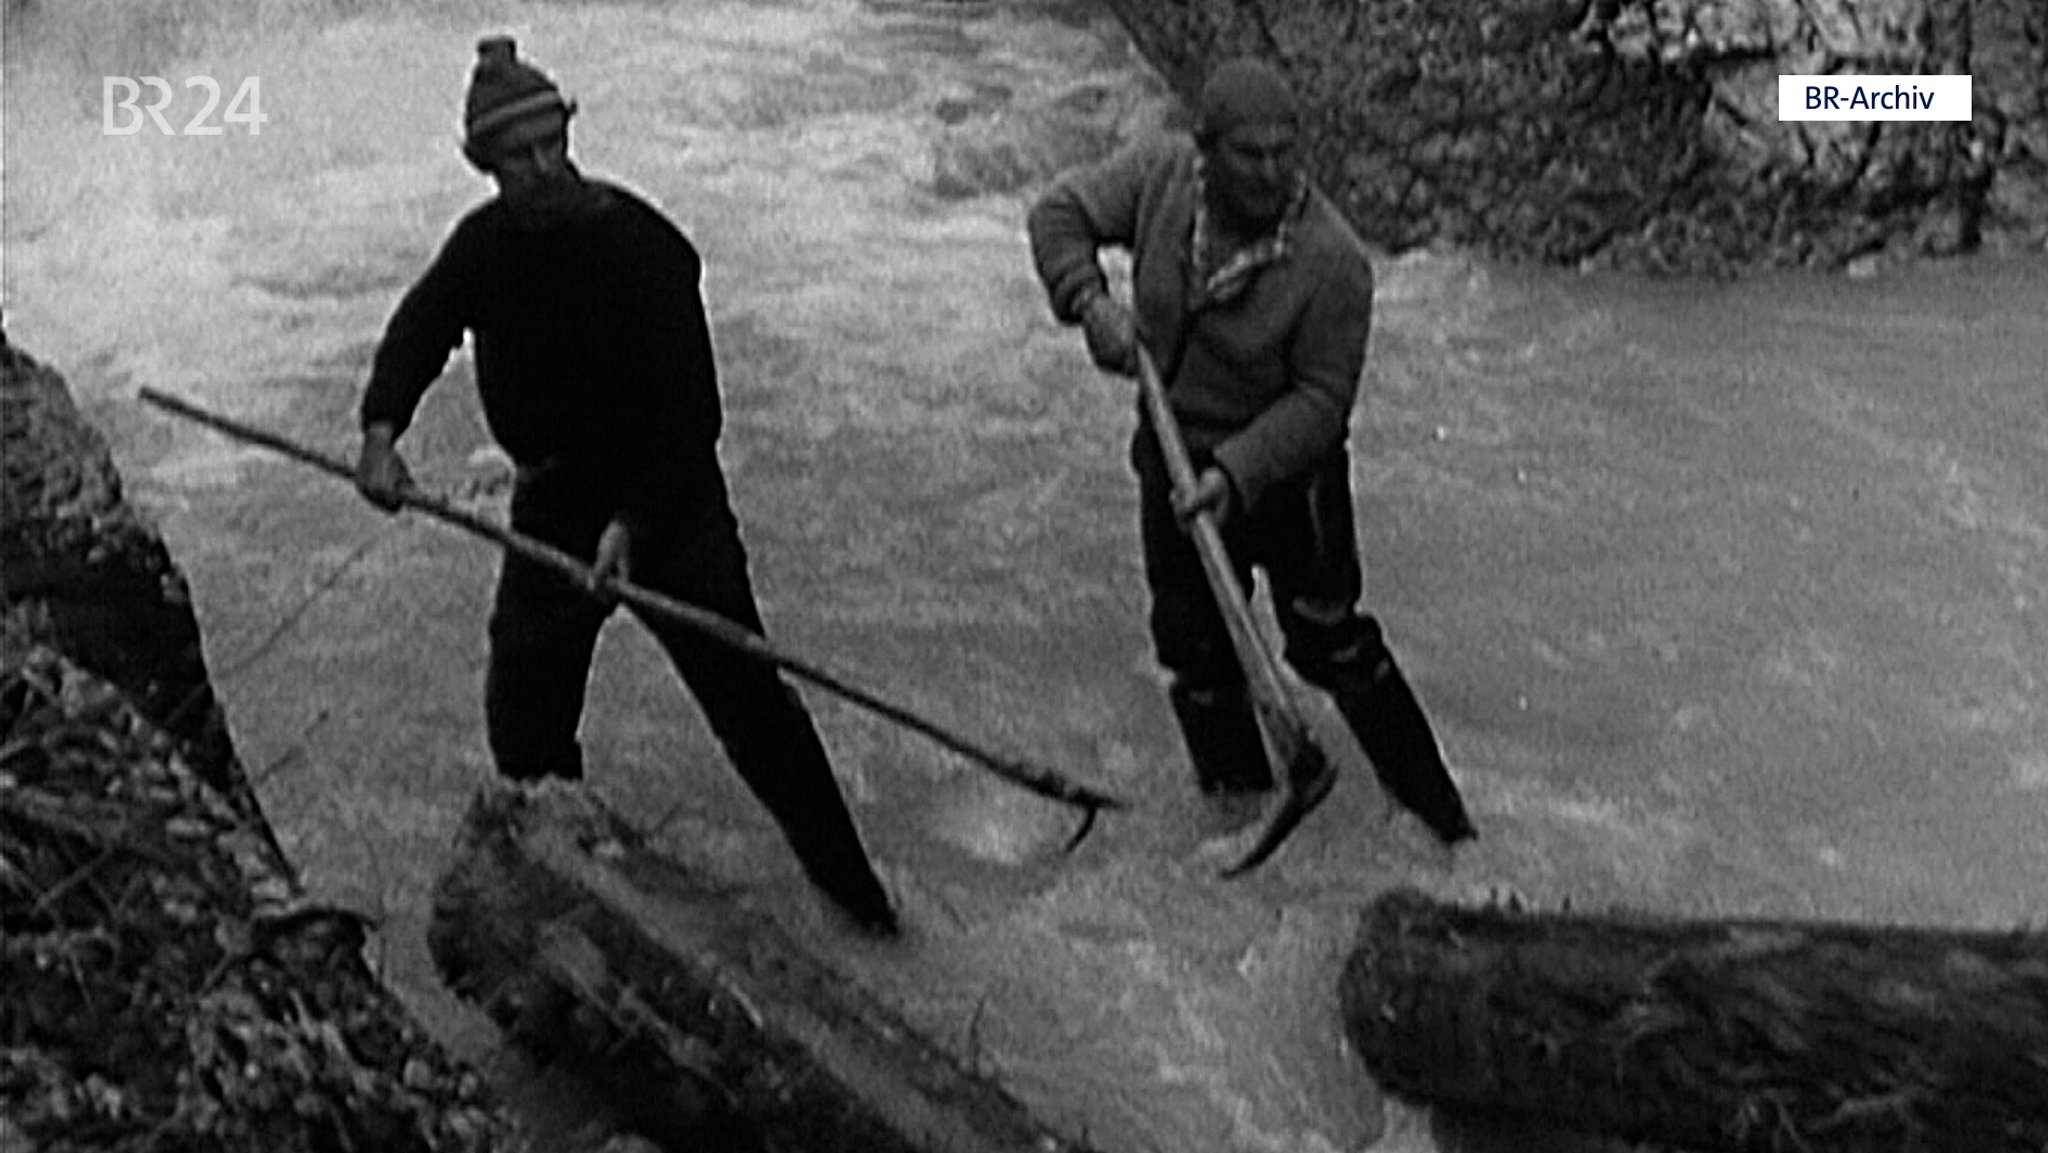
[2,335,240,798]
[1103,0,2046,272]
[1,338,520,1153]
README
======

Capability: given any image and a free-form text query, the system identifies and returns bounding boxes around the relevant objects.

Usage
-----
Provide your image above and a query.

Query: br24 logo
[104,77,268,135]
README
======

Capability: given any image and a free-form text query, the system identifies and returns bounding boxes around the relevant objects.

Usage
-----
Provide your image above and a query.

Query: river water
[8,0,2047,1150]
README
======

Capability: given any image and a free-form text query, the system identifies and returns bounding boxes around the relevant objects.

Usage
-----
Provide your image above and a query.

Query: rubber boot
[1169,683,1274,796]
[494,746,584,784]
[782,823,899,937]
[712,706,899,937]
[1334,656,1477,845]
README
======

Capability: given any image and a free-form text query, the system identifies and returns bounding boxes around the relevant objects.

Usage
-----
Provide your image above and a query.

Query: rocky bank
[1104,0,2047,272]
[1,339,519,1152]
[2,335,241,802]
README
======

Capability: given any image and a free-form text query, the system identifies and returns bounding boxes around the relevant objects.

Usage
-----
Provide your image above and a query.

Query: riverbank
[8,0,2048,1149]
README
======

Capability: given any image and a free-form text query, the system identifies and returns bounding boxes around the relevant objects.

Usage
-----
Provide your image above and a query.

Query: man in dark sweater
[354,36,898,933]
[1026,59,1477,847]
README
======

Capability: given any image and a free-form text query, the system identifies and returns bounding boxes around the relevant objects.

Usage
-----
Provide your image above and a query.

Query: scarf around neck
[1188,157,1310,311]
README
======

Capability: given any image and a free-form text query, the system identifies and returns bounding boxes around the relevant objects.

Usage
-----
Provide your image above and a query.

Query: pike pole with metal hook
[1132,347,1338,877]
[139,387,1125,850]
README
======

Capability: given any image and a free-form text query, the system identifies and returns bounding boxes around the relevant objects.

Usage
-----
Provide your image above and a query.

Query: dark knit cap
[1194,57,1299,143]
[463,36,569,148]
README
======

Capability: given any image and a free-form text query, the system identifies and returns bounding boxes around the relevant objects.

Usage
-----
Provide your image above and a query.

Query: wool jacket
[1027,134,1375,512]
[360,180,722,534]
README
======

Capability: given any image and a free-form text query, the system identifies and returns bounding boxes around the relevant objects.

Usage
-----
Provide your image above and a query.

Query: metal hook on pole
[138,388,1127,849]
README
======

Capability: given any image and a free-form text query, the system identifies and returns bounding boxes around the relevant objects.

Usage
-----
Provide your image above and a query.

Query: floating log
[428,783,1103,1153]
[1340,887,2048,1153]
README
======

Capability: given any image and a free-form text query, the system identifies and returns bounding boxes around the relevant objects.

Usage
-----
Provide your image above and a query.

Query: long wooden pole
[1131,349,1334,876]
[138,388,1125,845]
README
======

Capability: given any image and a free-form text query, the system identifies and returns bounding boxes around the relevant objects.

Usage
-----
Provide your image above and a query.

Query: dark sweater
[1027,135,1374,512]
[360,180,722,532]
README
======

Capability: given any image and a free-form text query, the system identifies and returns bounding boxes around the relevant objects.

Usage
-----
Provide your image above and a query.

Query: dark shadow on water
[1432,1103,1683,1153]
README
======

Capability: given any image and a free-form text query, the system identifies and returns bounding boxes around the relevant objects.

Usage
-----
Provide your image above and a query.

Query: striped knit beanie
[463,36,570,153]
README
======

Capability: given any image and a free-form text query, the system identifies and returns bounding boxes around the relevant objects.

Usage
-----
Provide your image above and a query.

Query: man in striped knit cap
[354,37,899,934]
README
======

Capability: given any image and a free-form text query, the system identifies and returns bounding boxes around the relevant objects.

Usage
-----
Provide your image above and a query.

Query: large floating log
[428,783,1103,1153]
[1341,887,2048,1153]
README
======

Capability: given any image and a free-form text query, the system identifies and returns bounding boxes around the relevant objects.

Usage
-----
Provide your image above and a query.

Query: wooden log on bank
[1340,887,2048,1153]
[428,783,1103,1153]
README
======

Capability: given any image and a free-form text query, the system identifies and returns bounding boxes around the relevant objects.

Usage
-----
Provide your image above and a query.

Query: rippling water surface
[8,1,2047,1149]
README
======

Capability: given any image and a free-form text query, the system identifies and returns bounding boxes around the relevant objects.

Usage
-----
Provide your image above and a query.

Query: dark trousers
[484,461,891,915]
[1132,426,1475,842]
